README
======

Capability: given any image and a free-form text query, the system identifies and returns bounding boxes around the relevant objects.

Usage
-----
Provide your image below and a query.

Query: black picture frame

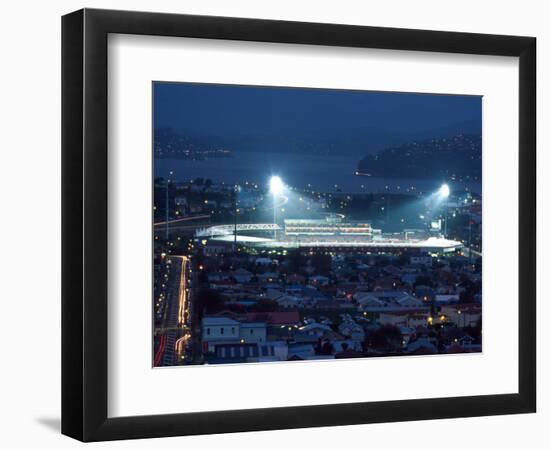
[62,8,536,442]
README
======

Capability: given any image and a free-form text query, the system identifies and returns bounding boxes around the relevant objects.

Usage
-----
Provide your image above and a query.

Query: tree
[196,288,223,316]
[310,253,332,275]
[414,275,433,288]
[198,270,209,284]
[250,299,279,312]
[286,249,306,274]
[316,338,333,355]
[459,278,481,303]
[363,325,402,352]
[397,253,409,266]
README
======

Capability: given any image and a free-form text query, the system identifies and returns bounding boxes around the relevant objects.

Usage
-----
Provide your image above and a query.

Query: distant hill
[154,120,480,158]
[357,134,481,180]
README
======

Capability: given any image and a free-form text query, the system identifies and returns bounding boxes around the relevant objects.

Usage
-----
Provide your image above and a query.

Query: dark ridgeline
[357,134,481,180]
[154,128,232,160]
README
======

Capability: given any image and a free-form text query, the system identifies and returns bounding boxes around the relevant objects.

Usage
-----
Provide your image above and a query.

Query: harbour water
[155,151,481,195]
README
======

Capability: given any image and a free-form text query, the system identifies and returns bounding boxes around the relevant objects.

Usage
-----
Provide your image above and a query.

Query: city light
[439,183,450,198]
[269,175,284,195]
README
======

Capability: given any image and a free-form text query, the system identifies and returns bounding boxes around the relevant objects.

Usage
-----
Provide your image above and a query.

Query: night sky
[153,82,481,150]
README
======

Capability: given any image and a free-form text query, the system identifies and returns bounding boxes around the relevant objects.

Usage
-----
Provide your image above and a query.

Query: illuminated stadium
[195,215,463,252]
[284,217,372,236]
[193,178,463,252]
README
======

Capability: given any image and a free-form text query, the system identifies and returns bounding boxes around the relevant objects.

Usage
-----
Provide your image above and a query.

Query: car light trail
[175,333,190,359]
[174,255,189,327]
[154,334,166,367]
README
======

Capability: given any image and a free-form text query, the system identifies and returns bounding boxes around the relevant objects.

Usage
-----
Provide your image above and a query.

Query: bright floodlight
[440,184,450,198]
[269,176,284,195]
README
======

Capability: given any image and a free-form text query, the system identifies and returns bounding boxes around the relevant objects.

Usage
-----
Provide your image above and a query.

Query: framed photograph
[62,8,536,442]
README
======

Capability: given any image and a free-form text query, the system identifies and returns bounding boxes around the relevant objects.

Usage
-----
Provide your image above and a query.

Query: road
[153,214,210,227]
[153,255,193,366]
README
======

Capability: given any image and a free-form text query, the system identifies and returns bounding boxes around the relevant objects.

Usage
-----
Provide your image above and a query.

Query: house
[229,299,258,308]
[231,268,253,283]
[410,255,433,266]
[441,328,472,345]
[263,326,297,341]
[405,336,437,354]
[254,341,289,361]
[254,257,274,266]
[174,196,188,207]
[287,343,316,360]
[355,291,426,313]
[458,335,478,350]
[202,316,266,352]
[415,285,435,302]
[378,311,429,328]
[366,291,410,302]
[445,343,470,354]
[276,295,302,309]
[256,272,279,283]
[313,298,343,309]
[239,322,267,343]
[202,316,241,352]
[284,284,304,296]
[299,322,333,337]
[202,244,226,256]
[395,294,424,308]
[372,277,400,291]
[383,264,402,276]
[440,304,481,327]
[337,282,364,298]
[338,319,365,341]
[355,294,386,309]
[207,272,232,282]
[401,273,418,285]
[378,311,408,327]
[435,293,460,304]
[209,280,236,290]
[245,311,301,327]
[286,273,306,284]
[207,342,258,363]
[265,288,284,301]
[309,275,330,287]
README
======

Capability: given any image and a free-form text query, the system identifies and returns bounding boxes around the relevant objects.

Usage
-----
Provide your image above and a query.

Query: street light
[233,184,240,249]
[165,171,174,241]
[269,176,284,239]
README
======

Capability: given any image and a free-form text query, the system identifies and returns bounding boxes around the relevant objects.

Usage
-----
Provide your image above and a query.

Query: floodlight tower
[269,176,283,240]
[439,184,450,237]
